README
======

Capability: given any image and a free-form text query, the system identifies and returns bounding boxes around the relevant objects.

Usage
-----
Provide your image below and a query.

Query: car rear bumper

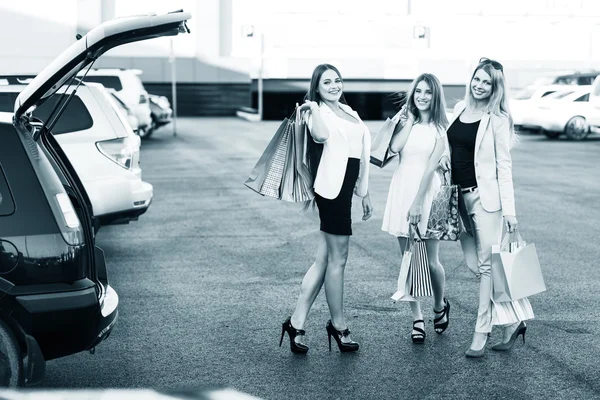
[13,279,119,361]
[86,177,153,220]
[96,200,152,226]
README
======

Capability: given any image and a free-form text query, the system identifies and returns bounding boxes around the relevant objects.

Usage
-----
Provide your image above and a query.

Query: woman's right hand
[398,104,415,125]
[297,100,318,113]
[439,155,451,171]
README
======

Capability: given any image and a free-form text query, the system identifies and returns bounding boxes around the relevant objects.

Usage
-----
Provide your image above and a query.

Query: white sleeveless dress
[381,123,444,238]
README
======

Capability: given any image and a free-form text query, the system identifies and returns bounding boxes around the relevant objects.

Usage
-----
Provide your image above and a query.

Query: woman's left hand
[504,215,518,233]
[362,195,373,221]
[407,201,423,225]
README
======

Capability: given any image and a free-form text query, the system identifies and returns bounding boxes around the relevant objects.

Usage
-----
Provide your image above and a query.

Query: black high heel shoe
[433,298,450,334]
[280,317,308,354]
[491,321,527,351]
[326,320,359,352]
[411,320,426,344]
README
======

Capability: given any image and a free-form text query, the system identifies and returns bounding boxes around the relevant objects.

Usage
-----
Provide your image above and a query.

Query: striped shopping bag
[410,225,433,298]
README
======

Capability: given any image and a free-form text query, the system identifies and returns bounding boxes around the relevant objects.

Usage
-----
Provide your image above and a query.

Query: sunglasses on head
[479,57,503,72]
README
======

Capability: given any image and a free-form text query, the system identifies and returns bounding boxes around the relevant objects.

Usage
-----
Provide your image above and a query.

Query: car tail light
[56,193,81,228]
[96,137,139,170]
[53,192,83,246]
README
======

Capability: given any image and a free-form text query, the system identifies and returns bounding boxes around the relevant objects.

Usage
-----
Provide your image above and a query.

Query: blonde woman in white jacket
[440,58,532,358]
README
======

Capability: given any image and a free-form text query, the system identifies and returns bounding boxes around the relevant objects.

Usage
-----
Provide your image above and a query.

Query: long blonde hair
[465,61,518,147]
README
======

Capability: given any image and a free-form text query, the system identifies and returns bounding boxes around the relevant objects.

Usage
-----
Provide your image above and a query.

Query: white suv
[0,78,153,230]
[80,69,153,138]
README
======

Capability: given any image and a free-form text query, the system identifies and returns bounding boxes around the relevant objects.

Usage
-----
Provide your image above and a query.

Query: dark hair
[302,64,346,211]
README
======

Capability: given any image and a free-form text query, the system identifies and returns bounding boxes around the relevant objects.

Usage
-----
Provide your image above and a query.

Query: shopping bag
[426,170,461,241]
[491,297,535,326]
[409,226,433,298]
[370,112,402,168]
[245,108,314,202]
[280,111,314,202]
[391,225,432,301]
[244,118,289,195]
[491,230,546,302]
[391,241,415,302]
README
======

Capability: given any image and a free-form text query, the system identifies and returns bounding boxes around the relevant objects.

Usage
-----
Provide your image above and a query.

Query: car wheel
[564,116,589,141]
[543,130,561,139]
[0,320,24,387]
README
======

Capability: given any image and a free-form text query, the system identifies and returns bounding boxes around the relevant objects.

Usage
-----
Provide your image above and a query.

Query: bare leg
[290,232,328,339]
[424,239,446,312]
[323,232,353,342]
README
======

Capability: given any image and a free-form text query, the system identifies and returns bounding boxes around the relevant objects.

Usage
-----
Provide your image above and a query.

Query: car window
[578,77,596,85]
[83,76,123,91]
[33,95,94,134]
[0,92,18,112]
[574,94,590,102]
[0,164,15,216]
[546,91,575,100]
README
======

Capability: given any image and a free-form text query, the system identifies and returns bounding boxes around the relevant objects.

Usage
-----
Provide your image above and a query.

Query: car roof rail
[0,75,37,85]
[0,75,87,86]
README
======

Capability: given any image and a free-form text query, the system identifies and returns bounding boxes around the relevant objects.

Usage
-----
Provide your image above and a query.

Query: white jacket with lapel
[306,102,371,199]
[445,101,516,216]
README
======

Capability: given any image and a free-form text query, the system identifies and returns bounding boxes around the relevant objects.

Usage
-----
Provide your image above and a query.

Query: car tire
[0,320,24,387]
[543,130,561,139]
[564,116,589,141]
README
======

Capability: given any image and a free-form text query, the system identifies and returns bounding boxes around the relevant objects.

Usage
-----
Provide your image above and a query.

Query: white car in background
[106,87,140,134]
[80,68,153,138]
[0,78,153,230]
[525,85,600,140]
[511,84,572,129]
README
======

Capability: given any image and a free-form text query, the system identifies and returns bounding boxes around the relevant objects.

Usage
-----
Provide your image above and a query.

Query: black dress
[314,158,360,236]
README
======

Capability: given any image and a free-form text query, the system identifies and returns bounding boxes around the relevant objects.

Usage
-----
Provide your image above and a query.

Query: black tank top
[447,118,480,188]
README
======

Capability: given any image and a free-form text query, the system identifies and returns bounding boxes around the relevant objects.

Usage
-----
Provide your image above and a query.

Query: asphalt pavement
[40,118,600,399]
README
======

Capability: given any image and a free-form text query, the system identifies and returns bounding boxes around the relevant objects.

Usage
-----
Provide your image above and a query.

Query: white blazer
[445,101,516,216]
[306,102,371,199]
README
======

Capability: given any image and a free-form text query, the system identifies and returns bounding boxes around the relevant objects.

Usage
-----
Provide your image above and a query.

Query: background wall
[2,0,600,117]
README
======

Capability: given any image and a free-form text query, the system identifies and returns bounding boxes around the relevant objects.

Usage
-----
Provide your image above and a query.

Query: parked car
[80,69,153,138]
[0,10,191,386]
[106,88,140,135]
[0,80,153,232]
[511,84,573,130]
[532,70,600,86]
[524,86,600,140]
[149,94,173,131]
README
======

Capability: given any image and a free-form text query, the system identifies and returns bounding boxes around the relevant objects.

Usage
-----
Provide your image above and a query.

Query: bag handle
[500,228,524,252]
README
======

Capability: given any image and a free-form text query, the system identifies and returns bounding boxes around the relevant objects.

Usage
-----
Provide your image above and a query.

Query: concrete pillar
[219,0,233,57]
[76,0,102,36]
[101,0,116,22]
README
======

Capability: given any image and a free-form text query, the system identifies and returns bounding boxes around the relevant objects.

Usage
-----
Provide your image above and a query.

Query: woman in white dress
[382,73,450,344]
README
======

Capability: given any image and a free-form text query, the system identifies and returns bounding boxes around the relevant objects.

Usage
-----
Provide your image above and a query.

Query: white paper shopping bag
[491,230,546,302]
[391,250,416,302]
